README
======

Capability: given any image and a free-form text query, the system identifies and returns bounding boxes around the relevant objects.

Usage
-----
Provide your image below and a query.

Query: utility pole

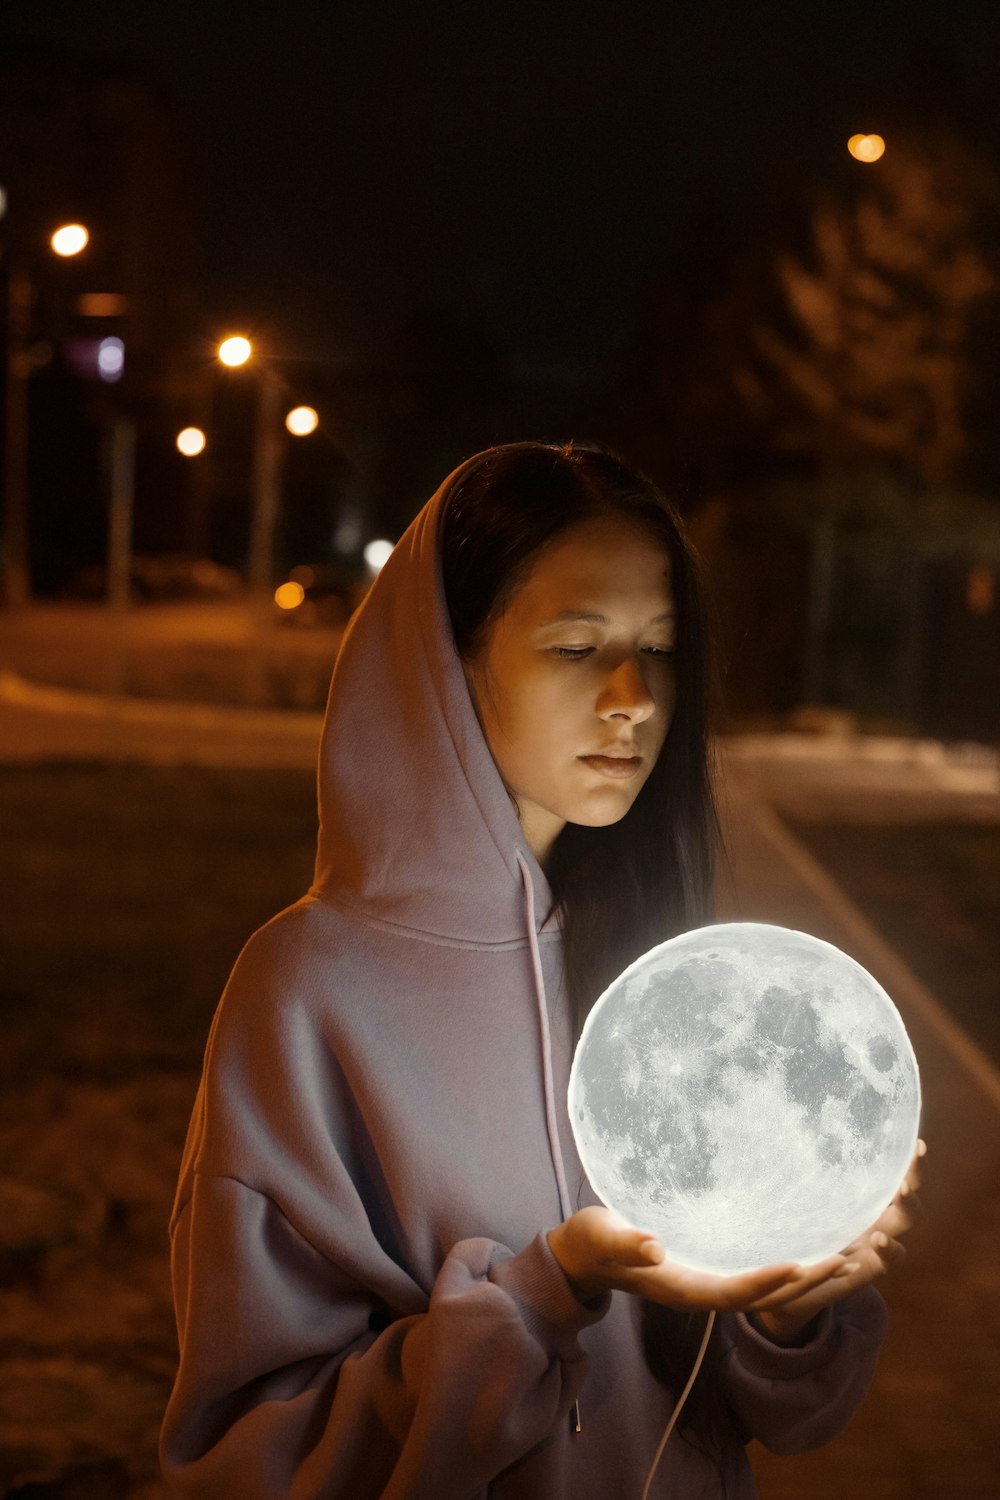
[105,415,136,699]
[245,370,283,703]
[2,262,34,608]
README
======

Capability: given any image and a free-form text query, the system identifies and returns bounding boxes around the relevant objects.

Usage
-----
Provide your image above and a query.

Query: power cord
[640,1309,716,1500]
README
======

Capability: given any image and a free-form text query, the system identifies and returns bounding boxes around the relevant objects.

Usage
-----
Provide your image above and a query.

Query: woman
[161,441,920,1498]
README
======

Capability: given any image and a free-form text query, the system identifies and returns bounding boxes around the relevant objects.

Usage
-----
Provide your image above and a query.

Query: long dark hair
[441,440,732,1468]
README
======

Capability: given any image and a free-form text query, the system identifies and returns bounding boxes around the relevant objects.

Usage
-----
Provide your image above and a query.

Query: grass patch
[0,763,318,1081]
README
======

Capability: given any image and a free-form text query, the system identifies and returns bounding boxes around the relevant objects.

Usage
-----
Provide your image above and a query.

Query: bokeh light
[97,336,124,382]
[275,581,306,610]
[176,427,207,457]
[286,405,319,436]
[218,335,252,367]
[966,565,995,616]
[51,223,89,256]
[848,134,886,163]
[363,538,394,572]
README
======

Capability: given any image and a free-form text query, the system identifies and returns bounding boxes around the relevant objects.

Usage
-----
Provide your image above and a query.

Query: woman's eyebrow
[537,610,676,626]
[538,611,609,626]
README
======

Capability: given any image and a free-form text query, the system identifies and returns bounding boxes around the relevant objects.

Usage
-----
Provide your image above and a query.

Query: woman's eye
[553,646,594,660]
[643,645,675,659]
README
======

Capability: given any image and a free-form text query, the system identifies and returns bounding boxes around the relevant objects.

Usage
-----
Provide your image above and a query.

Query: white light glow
[218,336,252,367]
[364,538,394,572]
[177,427,206,457]
[569,922,920,1275]
[286,405,318,436]
[97,337,124,382]
[51,223,89,256]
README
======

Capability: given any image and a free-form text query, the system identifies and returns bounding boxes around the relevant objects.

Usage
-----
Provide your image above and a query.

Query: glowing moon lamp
[569,922,920,1275]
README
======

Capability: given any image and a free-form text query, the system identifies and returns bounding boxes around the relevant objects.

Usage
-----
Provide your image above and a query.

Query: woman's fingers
[901,1138,927,1194]
[610,1230,666,1268]
[745,1254,848,1312]
[880,1192,921,1237]
[870,1230,906,1272]
[838,1183,922,1261]
[643,1251,847,1313]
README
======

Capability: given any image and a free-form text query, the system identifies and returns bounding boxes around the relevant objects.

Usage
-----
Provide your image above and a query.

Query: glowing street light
[285,404,318,436]
[848,134,885,163]
[218,335,252,367]
[177,426,207,457]
[50,222,90,257]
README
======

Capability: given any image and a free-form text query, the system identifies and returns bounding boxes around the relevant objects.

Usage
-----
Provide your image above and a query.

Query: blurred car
[66,554,243,603]
[273,563,370,628]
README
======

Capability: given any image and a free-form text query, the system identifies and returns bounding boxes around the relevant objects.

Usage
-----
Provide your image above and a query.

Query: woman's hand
[547,1210,852,1316]
[747,1138,926,1344]
[549,1138,926,1326]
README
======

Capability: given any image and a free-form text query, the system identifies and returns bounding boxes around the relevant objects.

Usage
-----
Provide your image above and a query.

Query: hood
[312,452,554,946]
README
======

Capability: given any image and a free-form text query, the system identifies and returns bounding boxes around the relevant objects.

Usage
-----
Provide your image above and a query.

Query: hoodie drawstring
[517,853,584,1437]
[517,853,572,1222]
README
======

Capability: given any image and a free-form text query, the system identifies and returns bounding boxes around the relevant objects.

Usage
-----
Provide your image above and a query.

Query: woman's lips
[578,754,643,780]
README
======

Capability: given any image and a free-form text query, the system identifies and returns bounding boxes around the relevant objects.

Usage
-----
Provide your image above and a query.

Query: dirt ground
[1,765,317,1496]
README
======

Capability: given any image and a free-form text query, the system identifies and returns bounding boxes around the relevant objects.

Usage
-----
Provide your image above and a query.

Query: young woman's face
[464,512,676,866]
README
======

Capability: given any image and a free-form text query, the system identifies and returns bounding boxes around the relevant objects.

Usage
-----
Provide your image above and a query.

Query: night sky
[3,0,1000,375]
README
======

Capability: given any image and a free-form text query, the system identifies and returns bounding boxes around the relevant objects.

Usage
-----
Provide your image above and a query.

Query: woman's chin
[566,792,642,830]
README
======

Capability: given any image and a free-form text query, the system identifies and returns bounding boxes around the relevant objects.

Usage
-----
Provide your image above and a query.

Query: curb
[0,670,323,742]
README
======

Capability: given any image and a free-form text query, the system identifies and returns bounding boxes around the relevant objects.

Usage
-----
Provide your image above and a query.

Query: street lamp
[50,223,90,257]
[285,404,318,436]
[215,334,314,699]
[217,334,252,367]
[176,426,207,457]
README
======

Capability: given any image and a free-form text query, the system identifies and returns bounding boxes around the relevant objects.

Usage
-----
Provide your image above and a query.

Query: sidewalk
[0,670,322,769]
[718,757,1000,1500]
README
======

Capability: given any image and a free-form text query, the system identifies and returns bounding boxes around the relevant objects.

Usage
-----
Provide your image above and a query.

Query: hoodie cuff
[731,1305,838,1379]
[489,1231,611,1353]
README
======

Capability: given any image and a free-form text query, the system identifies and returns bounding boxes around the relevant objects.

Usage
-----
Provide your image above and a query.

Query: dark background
[2,0,999,730]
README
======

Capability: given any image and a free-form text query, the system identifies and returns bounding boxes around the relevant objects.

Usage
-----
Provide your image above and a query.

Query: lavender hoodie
[161,455,888,1498]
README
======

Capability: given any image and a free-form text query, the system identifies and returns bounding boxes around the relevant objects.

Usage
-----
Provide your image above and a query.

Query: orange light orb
[176,426,207,457]
[218,335,252,367]
[275,581,306,610]
[286,405,319,436]
[51,223,89,256]
[848,133,886,163]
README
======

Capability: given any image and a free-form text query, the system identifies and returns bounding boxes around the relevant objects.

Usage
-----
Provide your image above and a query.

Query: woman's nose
[596,657,656,722]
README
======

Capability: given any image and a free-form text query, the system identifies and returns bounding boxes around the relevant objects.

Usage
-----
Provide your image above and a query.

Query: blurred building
[0,34,203,592]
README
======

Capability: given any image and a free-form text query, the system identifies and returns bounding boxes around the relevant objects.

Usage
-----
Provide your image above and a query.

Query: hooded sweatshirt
[161,453,888,1499]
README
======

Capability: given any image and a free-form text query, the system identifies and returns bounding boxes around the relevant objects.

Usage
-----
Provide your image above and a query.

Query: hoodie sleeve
[717,1287,888,1455]
[160,1172,609,1499]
